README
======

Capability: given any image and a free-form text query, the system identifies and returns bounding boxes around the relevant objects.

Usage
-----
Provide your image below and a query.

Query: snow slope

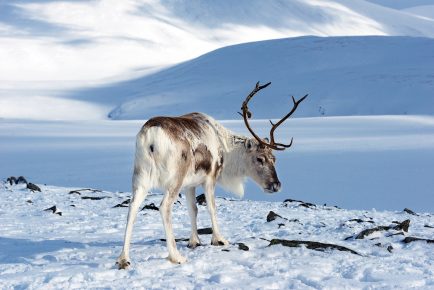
[404,5,434,20]
[1,182,434,289]
[98,36,434,120]
[2,0,434,120]
[2,115,434,212]
[2,0,434,84]
[366,0,434,10]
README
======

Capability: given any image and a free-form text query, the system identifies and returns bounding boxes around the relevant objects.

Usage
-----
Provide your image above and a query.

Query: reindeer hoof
[168,254,187,264]
[211,237,229,246]
[116,259,131,270]
[187,241,201,249]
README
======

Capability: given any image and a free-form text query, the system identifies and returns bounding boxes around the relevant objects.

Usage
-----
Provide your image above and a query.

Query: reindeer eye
[256,157,264,165]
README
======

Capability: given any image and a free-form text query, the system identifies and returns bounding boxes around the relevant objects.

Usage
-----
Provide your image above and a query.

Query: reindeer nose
[272,181,281,192]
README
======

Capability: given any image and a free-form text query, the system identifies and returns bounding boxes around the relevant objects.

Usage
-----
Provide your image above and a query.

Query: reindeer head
[240,81,307,193]
[244,138,280,193]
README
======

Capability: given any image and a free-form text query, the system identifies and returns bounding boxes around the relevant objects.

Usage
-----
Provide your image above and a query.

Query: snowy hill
[403,5,434,20]
[1,182,434,288]
[98,36,434,120]
[2,0,434,120]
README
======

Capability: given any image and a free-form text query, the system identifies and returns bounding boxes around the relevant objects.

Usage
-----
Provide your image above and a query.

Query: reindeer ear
[263,137,269,143]
[245,139,255,151]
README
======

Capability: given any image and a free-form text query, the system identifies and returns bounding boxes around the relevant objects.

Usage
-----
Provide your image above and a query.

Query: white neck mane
[217,129,250,198]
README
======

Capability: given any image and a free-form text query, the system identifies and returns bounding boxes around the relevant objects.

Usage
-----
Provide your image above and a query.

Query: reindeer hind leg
[186,187,201,249]
[160,186,186,264]
[117,170,149,269]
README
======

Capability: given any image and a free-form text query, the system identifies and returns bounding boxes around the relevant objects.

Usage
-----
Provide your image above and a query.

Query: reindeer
[116,82,307,268]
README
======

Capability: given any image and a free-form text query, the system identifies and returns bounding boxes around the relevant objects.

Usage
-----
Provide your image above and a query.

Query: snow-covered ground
[1,182,434,289]
[2,115,434,212]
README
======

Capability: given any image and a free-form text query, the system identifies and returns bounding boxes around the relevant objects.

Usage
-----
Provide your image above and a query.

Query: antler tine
[269,93,308,150]
[241,81,272,147]
[242,82,271,113]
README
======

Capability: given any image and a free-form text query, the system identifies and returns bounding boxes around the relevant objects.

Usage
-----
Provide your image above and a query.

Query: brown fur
[193,144,212,174]
[143,114,206,141]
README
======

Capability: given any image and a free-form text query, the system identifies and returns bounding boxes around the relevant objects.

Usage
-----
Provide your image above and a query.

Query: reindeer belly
[181,171,208,188]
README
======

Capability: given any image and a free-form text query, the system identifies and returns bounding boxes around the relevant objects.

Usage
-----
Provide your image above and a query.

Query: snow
[1,0,434,120]
[1,2,434,286]
[1,115,434,212]
[0,95,109,120]
[1,182,434,289]
[403,5,434,20]
[104,36,434,120]
[366,0,434,10]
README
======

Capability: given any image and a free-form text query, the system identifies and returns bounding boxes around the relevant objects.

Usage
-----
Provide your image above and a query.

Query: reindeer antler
[240,81,308,151]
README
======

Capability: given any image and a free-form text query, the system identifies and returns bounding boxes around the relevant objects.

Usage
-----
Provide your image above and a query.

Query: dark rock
[283,198,316,209]
[237,243,249,251]
[27,183,41,192]
[112,199,131,208]
[402,237,434,244]
[266,211,282,222]
[68,190,81,195]
[141,203,159,211]
[16,176,28,184]
[26,200,32,203]
[196,194,206,205]
[386,232,404,237]
[160,238,190,242]
[6,176,17,185]
[44,205,57,213]
[424,224,434,229]
[403,208,418,216]
[278,223,285,228]
[283,198,304,203]
[347,219,375,224]
[81,196,110,200]
[222,249,230,252]
[353,220,410,239]
[299,203,316,208]
[395,219,410,232]
[69,188,102,195]
[387,245,393,253]
[198,227,213,235]
[268,239,361,255]
[354,226,389,239]
[70,204,76,207]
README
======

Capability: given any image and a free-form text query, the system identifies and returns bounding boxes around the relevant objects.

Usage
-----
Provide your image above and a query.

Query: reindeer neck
[221,133,250,176]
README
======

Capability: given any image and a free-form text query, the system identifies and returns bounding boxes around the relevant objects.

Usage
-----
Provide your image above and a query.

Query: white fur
[116,113,269,268]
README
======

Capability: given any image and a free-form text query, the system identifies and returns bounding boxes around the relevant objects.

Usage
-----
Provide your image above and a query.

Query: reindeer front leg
[204,182,229,246]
